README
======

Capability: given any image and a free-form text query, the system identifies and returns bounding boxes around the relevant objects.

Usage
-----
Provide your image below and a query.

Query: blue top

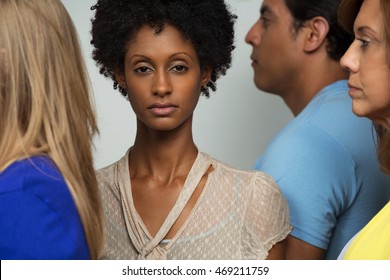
[254,80,390,259]
[0,156,89,259]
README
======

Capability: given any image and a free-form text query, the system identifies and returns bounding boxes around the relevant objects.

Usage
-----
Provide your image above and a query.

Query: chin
[150,123,181,132]
[351,108,366,118]
[254,79,269,92]
[351,101,372,119]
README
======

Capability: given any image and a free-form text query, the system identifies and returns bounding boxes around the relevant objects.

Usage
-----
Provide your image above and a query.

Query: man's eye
[260,17,270,28]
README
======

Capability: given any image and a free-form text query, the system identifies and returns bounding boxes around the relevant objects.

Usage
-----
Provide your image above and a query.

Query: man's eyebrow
[260,5,273,16]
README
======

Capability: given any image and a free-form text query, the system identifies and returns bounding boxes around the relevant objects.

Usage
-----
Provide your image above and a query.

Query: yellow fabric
[344,202,390,260]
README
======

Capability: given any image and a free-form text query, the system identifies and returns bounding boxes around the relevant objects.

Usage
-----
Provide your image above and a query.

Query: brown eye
[356,38,369,49]
[134,66,151,73]
[260,16,270,28]
[171,65,188,73]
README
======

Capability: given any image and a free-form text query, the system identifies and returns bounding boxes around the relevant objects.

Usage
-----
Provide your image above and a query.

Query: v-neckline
[117,148,213,258]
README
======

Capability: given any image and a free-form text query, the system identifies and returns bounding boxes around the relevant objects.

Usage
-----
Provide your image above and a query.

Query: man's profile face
[245,0,303,96]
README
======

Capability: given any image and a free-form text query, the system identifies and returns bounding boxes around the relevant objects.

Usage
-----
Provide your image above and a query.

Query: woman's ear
[114,70,126,89]
[303,16,329,53]
[201,65,213,86]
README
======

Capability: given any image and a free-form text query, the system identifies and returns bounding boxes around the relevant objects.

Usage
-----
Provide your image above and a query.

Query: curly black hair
[90,0,236,98]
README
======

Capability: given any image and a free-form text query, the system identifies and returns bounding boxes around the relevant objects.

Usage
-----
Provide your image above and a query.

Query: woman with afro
[91,0,291,260]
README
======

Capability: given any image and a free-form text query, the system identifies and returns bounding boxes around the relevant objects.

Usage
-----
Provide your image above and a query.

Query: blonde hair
[0,0,103,258]
[339,0,390,174]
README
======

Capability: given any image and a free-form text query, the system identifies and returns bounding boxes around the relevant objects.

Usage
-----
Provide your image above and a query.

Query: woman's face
[116,24,211,132]
[341,0,390,128]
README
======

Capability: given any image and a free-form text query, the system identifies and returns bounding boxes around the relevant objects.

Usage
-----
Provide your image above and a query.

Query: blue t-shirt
[254,80,390,259]
[0,156,89,259]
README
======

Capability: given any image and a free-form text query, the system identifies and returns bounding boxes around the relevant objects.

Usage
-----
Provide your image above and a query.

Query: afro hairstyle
[90,0,236,98]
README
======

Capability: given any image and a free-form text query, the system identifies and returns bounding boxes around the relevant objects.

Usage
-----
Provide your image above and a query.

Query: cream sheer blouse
[97,150,291,259]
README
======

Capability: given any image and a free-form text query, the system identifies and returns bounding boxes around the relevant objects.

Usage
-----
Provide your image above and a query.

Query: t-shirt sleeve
[241,172,291,259]
[255,127,357,250]
[0,170,89,260]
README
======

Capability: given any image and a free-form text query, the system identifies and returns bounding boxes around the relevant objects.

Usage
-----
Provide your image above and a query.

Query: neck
[283,57,348,116]
[129,119,198,181]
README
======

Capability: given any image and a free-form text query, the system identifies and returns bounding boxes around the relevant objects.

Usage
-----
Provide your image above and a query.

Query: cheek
[361,64,390,99]
[180,86,201,109]
[127,84,148,110]
[126,78,150,101]
[174,74,203,93]
[360,77,390,117]
[375,78,390,107]
[176,81,201,109]
[128,96,142,116]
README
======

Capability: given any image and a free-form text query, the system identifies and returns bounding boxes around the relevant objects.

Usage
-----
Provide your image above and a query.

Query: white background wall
[61,0,293,170]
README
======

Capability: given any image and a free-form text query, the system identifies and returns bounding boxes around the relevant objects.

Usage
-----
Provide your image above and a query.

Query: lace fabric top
[97,149,291,259]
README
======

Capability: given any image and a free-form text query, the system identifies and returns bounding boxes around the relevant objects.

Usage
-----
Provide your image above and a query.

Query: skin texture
[246,0,349,259]
[340,0,390,129]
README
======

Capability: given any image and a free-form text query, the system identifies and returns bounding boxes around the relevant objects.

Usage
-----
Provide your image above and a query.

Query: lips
[147,103,178,116]
[348,82,360,90]
[347,82,361,98]
[250,55,257,64]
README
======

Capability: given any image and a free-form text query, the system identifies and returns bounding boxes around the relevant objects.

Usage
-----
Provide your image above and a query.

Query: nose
[245,21,261,46]
[340,41,359,74]
[152,71,172,97]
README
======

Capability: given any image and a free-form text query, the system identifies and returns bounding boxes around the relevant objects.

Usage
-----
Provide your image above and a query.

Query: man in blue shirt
[245,0,390,259]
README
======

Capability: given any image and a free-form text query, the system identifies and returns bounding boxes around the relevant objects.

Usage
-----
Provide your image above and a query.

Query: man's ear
[303,16,329,53]
[201,65,213,87]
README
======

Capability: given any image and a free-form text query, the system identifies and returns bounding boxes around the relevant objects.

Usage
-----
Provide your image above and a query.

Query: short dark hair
[90,0,236,98]
[284,0,353,61]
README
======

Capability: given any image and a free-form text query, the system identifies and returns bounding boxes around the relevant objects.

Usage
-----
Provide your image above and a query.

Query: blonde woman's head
[0,0,103,258]
[0,0,94,157]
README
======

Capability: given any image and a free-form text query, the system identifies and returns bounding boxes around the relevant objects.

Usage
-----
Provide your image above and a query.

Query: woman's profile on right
[338,0,390,259]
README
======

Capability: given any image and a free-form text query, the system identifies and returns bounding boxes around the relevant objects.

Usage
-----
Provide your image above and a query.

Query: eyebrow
[129,52,193,62]
[169,52,193,60]
[355,25,379,36]
[260,5,274,16]
[129,54,151,62]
